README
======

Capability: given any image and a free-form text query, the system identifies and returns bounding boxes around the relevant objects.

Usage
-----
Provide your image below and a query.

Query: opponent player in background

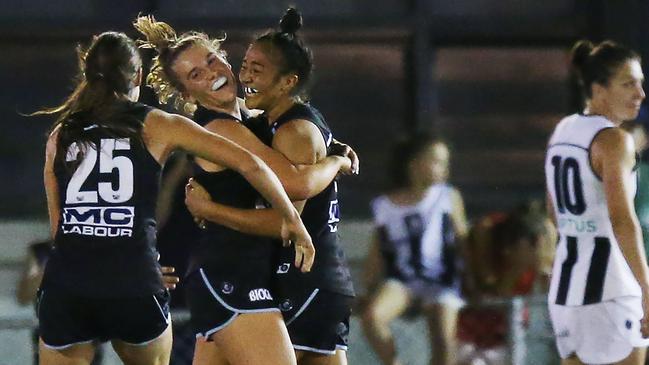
[545,39,649,365]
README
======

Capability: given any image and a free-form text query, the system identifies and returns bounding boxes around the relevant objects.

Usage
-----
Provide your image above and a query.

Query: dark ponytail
[571,39,640,99]
[32,32,143,169]
[570,40,593,73]
[255,7,313,99]
[279,7,302,36]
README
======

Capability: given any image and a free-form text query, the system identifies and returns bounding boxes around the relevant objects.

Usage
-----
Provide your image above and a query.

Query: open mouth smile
[243,87,259,95]
[211,76,228,91]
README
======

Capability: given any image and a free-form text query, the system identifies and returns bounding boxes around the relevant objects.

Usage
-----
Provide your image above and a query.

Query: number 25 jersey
[44,103,163,297]
[545,113,640,306]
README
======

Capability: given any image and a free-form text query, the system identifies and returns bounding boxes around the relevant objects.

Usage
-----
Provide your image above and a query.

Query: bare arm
[330,138,360,175]
[44,129,60,239]
[593,128,649,292]
[184,119,327,238]
[185,178,284,238]
[205,121,351,200]
[144,110,313,270]
[449,188,475,297]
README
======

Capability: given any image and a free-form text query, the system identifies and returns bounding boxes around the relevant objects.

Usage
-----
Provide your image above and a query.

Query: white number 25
[65,138,134,204]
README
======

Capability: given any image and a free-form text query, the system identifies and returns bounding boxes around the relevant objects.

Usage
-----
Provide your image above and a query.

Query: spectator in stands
[456,201,555,365]
[361,133,468,365]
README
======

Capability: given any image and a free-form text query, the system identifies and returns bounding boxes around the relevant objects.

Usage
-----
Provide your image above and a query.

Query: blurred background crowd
[2,0,649,364]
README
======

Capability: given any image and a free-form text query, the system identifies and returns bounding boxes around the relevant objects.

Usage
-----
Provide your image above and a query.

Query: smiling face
[238,42,295,111]
[170,44,237,111]
[592,59,645,123]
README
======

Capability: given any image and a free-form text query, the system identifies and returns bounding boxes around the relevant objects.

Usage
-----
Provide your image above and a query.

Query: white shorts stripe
[285,288,319,325]
[293,344,337,355]
[41,339,94,351]
[195,312,239,339]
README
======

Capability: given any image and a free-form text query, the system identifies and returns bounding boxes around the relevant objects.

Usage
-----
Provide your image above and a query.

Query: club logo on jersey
[276,263,291,274]
[248,288,273,302]
[279,299,293,312]
[221,282,234,295]
[62,206,134,237]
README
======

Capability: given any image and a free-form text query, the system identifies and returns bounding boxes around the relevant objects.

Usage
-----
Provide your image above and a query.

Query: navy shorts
[37,287,170,349]
[278,287,353,354]
[185,268,279,339]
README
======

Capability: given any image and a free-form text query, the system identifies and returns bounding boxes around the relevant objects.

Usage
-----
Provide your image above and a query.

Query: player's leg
[110,290,173,365]
[39,340,96,365]
[297,349,348,365]
[615,347,646,365]
[424,302,459,365]
[211,311,296,365]
[112,325,173,365]
[561,355,585,365]
[361,280,412,365]
[192,337,230,365]
[37,289,97,365]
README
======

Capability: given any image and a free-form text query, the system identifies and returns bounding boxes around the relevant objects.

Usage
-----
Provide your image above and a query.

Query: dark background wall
[1,0,647,219]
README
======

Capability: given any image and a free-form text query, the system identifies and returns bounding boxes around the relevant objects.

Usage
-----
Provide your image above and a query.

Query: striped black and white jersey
[371,184,459,288]
[545,113,640,306]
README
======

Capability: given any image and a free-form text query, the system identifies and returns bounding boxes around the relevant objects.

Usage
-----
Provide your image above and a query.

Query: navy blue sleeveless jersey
[186,106,275,275]
[260,103,355,296]
[44,102,164,297]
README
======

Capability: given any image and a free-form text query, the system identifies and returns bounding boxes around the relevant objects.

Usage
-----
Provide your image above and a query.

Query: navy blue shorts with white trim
[185,268,280,339]
[279,287,353,354]
[37,287,170,349]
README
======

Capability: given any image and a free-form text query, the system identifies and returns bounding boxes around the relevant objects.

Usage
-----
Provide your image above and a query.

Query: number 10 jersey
[545,113,640,306]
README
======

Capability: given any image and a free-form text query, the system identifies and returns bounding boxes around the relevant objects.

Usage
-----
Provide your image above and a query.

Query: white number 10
[65,138,134,204]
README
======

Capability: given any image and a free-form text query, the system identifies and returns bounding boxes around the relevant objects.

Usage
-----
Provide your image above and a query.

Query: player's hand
[329,139,359,175]
[641,294,649,338]
[333,155,354,175]
[161,266,180,290]
[185,178,211,229]
[280,213,315,273]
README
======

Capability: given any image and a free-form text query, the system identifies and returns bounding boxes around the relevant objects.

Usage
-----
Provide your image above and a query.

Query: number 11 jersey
[545,113,640,306]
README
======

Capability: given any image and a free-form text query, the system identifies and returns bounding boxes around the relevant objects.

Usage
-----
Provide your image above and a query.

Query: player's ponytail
[279,7,303,37]
[134,15,227,115]
[570,39,640,99]
[31,32,143,167]
[570,40,594,77]
[254,7,313,100]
